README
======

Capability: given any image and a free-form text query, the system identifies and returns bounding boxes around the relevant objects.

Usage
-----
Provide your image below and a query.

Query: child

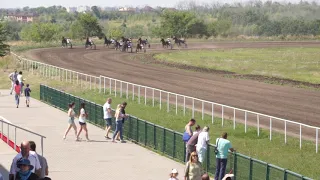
[169,169,179,180]
[24,84,31,107]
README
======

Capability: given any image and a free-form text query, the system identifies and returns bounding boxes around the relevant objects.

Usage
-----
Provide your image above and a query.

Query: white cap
[222,174,234,180]
[171,169,178,174]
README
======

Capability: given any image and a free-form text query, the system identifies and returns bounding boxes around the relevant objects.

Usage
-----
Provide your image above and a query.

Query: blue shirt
[216,138,232,159]
[24,87,31,97]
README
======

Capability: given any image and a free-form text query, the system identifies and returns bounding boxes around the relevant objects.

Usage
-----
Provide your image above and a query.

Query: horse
[85,37,96,49]
[138,38,150,48]
[136,42,146,53]
[62,37,72,48]
[104,37,112,47]
[173,36,187,48]
[160,38,172,49]
[114,40,121,50]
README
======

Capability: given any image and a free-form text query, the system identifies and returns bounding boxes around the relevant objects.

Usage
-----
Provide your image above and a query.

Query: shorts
[79,122,86,126]
[26,96,30,101]
[105,118,112,126]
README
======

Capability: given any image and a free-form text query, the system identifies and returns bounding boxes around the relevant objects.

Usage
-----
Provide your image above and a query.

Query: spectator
[103,98,113,139]
[9,69,18,95]
[15,158,39,180]
[115,102,127,141]
[112,104,128,143]
[169,169,179,180]
[202,174,210,180]
[63,102,78,140]
[14,80,21,108]
[24,84,31,107]
[196,126,210,163]
[215,132,234,180]
[183,119,196,143]
[185,125,201,161]
[76,102,90,141]
[17,71,25,95]
[222,174,234,180]
[9,141,41,180]
[184,151,204,180]
[29,141,48,178]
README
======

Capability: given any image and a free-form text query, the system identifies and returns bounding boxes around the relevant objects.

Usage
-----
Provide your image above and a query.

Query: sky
[0,0,316,9]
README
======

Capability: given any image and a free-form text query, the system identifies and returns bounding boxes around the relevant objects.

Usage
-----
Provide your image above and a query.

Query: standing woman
[63,102,78,140]
[14,80,21,108]
[76,102,90,141]
[17,71,25,95]
[112,104,127,143]
[184,151,204,180]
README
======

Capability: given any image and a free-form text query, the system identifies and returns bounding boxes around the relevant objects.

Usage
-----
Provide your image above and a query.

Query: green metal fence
[40,84,311,180]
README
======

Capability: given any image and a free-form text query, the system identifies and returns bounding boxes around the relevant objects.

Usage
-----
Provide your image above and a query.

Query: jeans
[214,158,228,180]
[15,94,20,105]
[196,147,207,163]
[112,120,123,140]
[186,144,195,162]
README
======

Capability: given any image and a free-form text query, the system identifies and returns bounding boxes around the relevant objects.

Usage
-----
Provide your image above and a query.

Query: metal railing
[0,117,46,156]
[40,84,312,180]
[11,52,320,153]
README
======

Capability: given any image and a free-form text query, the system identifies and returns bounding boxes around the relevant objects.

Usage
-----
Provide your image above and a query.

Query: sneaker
[86,138,90,142]
[27,105,29,107]
[120,140,125,143]
[63,136,66,140]
[104,136,111,139]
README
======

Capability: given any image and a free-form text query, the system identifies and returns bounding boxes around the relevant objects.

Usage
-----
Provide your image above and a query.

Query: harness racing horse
[85,37,96,50]
[136,42,146,53]
[121,37,133,53]
[160,38,173,49]
[104,36,112,47]
[138,38,150,48]
[173,36,187,48]
[114,40,121,50]
[61,37,73,49]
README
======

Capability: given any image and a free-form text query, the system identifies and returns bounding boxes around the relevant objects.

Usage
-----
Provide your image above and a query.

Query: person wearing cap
[15,158,39,180]
[169,169,179,180]
[196,126,210,163]
[215,132,235,180]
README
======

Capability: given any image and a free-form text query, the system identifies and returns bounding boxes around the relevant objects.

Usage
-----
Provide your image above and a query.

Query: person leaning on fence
[185,125,201,162]
[9,69,18,95]
[112,104,128,143]
[183,119,196,143]
[103,98,113,139]
[214,132,235,180]
[63,102,78,140]
[196,126,210,163]
[115,102,127,141]
[76,102,90,141]
[29,141,49,178]
[184,151,204,180]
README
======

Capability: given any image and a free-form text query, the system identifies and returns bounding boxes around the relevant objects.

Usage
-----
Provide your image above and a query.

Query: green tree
[20,23,62,42]
[91,6,101,19]
[206,22,218,38]
[0,23,10,57]
[77,13,103,38]
[108,27,124,39]
[124,25,144,38]
[215,19,232,37]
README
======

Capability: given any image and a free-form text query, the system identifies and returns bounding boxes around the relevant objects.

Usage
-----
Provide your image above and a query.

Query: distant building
[118,7,136,12]
[77,6,91,13]
[4,12,36,22]
[142,6,155,12]
[66,7,77,13]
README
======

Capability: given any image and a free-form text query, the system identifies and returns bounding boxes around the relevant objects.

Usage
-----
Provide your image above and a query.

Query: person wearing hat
[169,169,179,180]
[15,158,39,180]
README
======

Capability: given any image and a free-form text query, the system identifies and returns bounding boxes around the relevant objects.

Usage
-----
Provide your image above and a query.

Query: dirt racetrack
[25,41,320,136]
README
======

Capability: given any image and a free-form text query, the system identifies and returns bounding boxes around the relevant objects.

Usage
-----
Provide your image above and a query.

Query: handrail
[0,117,46,156]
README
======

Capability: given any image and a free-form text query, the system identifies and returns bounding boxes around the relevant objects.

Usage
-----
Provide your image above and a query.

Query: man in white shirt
[9,141,41,180]
[103,98,113,139]
[8,70,18,95]
[196,126,210,163]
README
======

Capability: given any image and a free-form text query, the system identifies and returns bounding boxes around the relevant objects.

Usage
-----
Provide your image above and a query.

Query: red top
[14,84,21,94]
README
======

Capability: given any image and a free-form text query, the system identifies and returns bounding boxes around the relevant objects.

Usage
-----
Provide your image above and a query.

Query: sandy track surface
[25,42,320,131]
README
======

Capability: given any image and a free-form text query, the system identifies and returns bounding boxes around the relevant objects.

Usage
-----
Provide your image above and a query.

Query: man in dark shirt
[185,125,201,162]
[24,84,31,107]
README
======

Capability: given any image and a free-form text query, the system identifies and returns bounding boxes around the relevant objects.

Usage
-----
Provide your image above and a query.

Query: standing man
[185,125,201,161]
[8,69,18,95]
[9,141,41,180]
[103,98,113,139]
[183,119,196,143]
[215,132,235,180]
[196,126,210,163]
[29,141,48,178]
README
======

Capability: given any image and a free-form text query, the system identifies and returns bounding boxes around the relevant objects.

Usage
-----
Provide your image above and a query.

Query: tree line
[0,1,320,42]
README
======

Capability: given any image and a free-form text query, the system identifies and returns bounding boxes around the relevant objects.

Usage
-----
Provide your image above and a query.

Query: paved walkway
[0,90,185,180]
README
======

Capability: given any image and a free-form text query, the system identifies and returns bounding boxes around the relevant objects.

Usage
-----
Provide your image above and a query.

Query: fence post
[316,128,318,153]
[249,158,253,180]
[144,121,147,146]
[167,93,169,112]
[257,115,260,137]
[284,170,288,180]
[154,124,157,149]
[41,137,44,156]
[160,91,162,110]
[266,164,270,180]
[245,111,247,133]
[192,98,195,118]
[163,128,166,153]
[103,77,106,94]
[7,124,9,144]
[184,96,186,116]
[109,78,112,94]
[233,109,236,129]
[90,76,92,90]
[202,101,204,120]
[138,86,140,104]
[173,132,176,158]
[14,127,17,151]
[300,124,302,149]
[233,153,237,180]
[285,121,287,144]
[270,118,272,141]
[132,84,135,101]
[145,87,147,105]
[99,76,102,93]
[120,81,122,97]
[126,83,129,99]
[136,119,139,142]
[176,95,178,115]
[115,80,117,97]
[212,103,214,124]
[222,106,224,127]
[152,89,155,107]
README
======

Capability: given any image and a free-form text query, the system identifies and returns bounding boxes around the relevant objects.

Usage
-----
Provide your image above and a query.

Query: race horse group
[61,36,187,52]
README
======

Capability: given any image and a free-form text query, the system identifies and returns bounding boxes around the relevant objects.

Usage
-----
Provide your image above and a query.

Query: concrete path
[0,90,185,180]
